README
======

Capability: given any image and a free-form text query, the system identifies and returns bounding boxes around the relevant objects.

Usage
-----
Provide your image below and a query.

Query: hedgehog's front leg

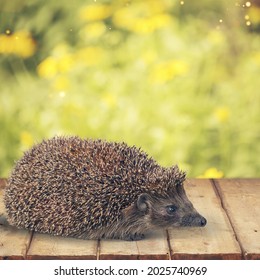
[122,232,145,241]
[101,224,146,241]
[106,229,146,241]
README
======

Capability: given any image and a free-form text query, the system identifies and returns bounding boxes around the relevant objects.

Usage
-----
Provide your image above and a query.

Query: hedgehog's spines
[4,136,186,238]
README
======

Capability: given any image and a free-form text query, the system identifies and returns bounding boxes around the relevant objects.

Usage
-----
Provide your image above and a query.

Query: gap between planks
[212,179,260,260]
[211,179,245,259]
[168,179,242,260]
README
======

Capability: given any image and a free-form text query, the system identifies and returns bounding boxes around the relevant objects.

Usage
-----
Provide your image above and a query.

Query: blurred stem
[8,58,31,83]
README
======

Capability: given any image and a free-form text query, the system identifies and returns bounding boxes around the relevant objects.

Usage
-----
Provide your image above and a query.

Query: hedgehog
[4,136,206,241]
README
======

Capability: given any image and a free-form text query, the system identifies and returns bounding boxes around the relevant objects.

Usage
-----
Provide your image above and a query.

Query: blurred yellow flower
[198,167,224,178]
[214,106,230,123]
[0,30,36,58]
[133,14,172,34]
[150,60,189,84]
[79,4,112,22]
[37,57,58,78]
[81,22,106,40]
[113,5,171,34]
[20,131,34,148]
[37,46,104,79]
[37,44,74,77]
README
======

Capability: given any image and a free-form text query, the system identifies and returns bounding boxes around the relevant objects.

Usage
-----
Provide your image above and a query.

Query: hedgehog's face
[136,184,207,228]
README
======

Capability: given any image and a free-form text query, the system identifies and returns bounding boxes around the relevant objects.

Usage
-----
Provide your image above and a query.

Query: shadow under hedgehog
[4,136,207,241]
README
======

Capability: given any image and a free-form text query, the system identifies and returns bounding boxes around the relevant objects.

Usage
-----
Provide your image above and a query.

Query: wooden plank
[0,187,32,259]
[99,238,139,260]
[26,233,98,260]
[168,179,242,259]
[99,229,170,260]
[136,230,170,260]
[214,179,260,260]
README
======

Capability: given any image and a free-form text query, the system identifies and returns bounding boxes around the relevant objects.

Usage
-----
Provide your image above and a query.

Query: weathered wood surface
[27,233,98,260]
[99,229,169,260]
[214,179,260,260]
[168,179,241,259]
[0,178,259,260]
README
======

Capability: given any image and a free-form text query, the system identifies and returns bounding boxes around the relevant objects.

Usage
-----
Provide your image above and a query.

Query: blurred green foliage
[0,0,260,178]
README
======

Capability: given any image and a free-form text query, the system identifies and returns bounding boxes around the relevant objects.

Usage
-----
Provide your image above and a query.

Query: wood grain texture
[0,187,31,259]
[99,230,169,260]
[26,233,98,259]
[214,179,260,260]
[168,179,242,259]
[1,178,259,259]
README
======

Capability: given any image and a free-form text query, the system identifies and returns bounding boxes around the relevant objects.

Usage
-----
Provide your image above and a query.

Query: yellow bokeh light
[214,106,230,123]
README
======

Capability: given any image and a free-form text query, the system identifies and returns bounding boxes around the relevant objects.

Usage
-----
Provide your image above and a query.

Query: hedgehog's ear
[137,193,150,212]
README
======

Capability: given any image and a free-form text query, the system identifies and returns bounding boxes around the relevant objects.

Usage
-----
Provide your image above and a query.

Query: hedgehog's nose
[200,217,207,227]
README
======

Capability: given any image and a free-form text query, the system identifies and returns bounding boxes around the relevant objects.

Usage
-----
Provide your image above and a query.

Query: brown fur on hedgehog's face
[136,183,207,228]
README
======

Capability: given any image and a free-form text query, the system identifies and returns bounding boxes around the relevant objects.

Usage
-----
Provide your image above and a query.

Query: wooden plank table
[214,179,260,260]
[0,178,259,260]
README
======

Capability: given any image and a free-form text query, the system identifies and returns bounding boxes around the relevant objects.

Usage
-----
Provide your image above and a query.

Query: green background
[0,0,260,178]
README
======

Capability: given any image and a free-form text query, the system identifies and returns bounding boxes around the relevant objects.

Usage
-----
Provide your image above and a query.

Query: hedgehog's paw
[123,233,145,241]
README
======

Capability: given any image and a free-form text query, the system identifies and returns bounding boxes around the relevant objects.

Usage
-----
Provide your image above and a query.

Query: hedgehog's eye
[166,205,178,215]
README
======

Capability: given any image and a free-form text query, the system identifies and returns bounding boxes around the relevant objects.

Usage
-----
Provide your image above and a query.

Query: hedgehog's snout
[200,217,207,227]
[181,213,207,227]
